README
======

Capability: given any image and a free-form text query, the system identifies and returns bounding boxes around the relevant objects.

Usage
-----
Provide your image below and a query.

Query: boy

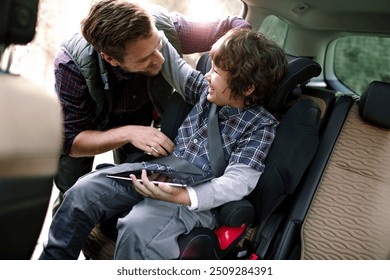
[39,28,288,260]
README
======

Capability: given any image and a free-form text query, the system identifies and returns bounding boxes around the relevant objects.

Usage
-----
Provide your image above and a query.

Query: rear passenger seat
[301,81,390,259]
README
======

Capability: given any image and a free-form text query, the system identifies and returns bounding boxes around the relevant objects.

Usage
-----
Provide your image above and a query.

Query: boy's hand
[131,170,191,206]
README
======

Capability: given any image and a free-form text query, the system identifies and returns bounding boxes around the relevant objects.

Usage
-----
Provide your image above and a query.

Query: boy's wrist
[186,186,198,210]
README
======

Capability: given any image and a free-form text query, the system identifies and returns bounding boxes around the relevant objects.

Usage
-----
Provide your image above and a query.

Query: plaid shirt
[144,71,278,176]
[55,13,251,154]
[171,13,251,54]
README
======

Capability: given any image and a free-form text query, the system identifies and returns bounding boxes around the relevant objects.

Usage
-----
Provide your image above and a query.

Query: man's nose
[153,50,165,65]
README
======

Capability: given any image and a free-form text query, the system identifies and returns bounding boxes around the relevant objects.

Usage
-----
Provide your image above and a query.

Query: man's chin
[137,69,161,77]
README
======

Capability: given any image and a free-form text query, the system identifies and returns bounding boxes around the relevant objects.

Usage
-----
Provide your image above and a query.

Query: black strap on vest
[97,54,111,93]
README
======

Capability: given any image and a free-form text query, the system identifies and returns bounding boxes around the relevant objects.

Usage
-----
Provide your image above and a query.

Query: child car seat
[178,54,322,259]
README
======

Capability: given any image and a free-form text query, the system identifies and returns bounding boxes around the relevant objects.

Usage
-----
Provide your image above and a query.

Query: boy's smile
[205,62,244,108]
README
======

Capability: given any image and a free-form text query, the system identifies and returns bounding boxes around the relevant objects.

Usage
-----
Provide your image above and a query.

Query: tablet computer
[106,169,214,187]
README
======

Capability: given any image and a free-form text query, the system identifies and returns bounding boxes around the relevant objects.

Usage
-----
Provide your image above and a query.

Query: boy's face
[205,62,243,107]
[101,27,165,76]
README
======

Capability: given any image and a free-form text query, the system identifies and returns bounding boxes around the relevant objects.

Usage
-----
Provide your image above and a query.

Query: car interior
[82,56,390,261]
[298,81,390,260]
[240,0,390,260]
[0,0,389,261]
[82,0,390,260]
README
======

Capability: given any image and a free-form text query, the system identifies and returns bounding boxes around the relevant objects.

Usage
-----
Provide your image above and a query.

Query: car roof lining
[243,0,390,34]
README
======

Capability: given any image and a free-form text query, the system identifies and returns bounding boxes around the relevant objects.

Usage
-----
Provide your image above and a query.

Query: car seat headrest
[359,81,390,129]
[195,53,321,115]
[268,55,322,114]
[195,52,212,75]
[0,0,39,47]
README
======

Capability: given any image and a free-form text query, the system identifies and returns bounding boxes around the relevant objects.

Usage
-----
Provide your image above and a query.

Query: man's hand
[131,170,191,206]
[70,125,174,158]
[127,126,175,157]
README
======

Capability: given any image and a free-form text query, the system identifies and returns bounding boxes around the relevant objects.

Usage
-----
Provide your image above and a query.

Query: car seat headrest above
[359,81,390,129]
[0,0,39,47]
[268,56,322,114]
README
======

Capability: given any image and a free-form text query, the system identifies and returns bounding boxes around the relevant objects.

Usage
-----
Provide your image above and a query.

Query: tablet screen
[106,170,213,187]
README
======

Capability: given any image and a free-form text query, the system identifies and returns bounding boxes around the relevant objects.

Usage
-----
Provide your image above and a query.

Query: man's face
[102,27,164,76]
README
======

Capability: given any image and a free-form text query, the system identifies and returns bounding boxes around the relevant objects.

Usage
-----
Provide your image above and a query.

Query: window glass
[333,36,390,95]
[141,0,242,19]
[259,15,288,48]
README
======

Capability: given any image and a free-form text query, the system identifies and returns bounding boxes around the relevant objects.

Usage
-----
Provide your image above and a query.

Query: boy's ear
[244,84,255,96]
[100,52,119,67]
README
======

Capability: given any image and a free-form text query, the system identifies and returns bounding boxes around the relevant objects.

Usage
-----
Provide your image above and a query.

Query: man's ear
[244,84,255,96]
[100,52,119,67]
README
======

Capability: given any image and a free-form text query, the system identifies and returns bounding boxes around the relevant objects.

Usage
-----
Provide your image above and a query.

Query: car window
[259,15,288,48]
[143,0,243,18]
[332,36,390,95]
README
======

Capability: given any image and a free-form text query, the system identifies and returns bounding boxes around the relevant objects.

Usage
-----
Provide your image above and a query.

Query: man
[54,0,251,210]
[40,28,288,259]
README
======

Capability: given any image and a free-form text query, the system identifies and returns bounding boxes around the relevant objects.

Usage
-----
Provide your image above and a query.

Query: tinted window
[259,15,288,48]
[333,36,390,95]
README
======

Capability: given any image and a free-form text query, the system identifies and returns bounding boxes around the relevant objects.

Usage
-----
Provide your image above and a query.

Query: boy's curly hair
[210,29,288,107]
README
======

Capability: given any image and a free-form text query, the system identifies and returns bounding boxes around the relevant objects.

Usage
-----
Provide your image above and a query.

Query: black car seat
[178,54,322,259]
[0,0,63,259]
[300,81,390,259]
[264,93,354,260]
[82,53,322,259]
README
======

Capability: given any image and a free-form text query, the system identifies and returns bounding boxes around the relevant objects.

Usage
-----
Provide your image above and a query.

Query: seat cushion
[301,104,390,259]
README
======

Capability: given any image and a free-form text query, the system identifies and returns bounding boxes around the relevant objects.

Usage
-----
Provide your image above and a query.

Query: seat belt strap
[208,103,227,177]
[151,103,227,178]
